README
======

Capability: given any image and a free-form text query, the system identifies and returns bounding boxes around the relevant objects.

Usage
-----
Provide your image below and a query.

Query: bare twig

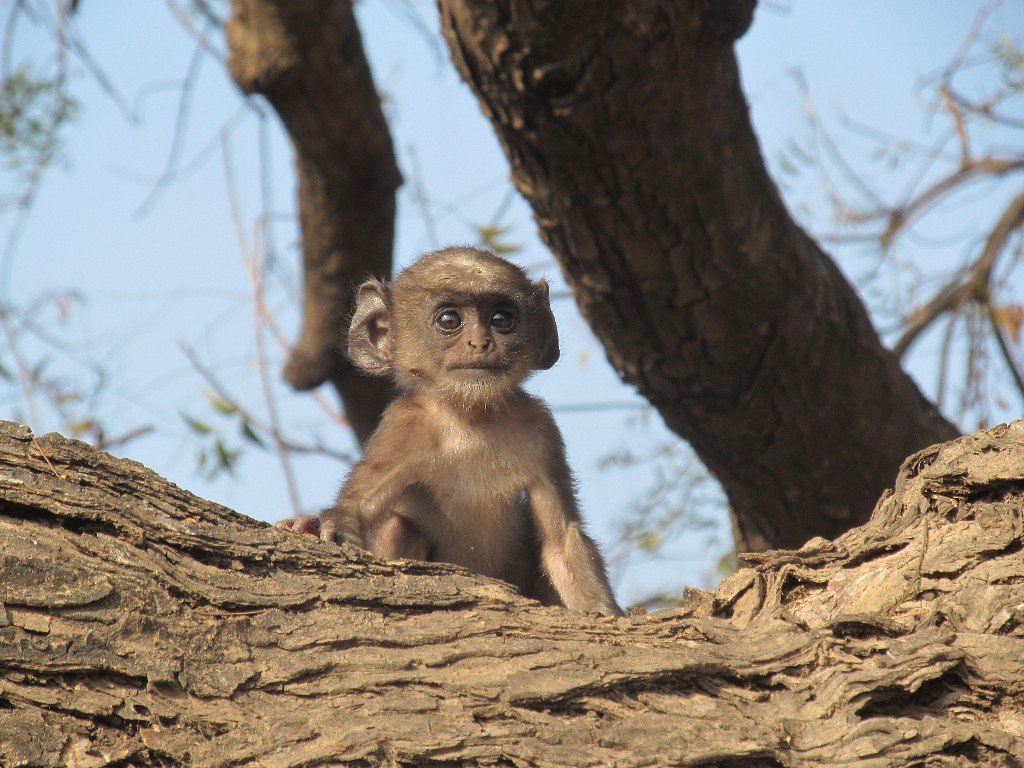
[165,0,226,61]
[135,36,208,218]
[986,302,1024,401]
[0,303,41,429]
[180,343,353,466]
[939,84,971,165]
[895,190,1024,358]
[793,70,884,212]
[407,142,440,248]
[882,158,1024,245]
[894,280,973,359]
[221,133,303,514]
[31,436,65,479]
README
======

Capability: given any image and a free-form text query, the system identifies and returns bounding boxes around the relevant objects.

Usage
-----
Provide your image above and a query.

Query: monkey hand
[275,515,338,543]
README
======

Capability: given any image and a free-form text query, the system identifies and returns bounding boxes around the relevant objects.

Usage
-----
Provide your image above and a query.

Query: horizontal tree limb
[1,419,1022,767]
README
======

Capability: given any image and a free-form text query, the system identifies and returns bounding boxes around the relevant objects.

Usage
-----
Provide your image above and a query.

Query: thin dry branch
[895,189,1024,361]
[882,158,1024,245]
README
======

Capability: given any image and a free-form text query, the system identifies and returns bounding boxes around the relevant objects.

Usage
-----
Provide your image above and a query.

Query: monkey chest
[428,424,535,501]
[425,448,531,527]
[418,430,537,580]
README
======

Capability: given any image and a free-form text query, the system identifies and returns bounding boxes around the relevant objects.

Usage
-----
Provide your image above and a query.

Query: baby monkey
[279,246,623,616]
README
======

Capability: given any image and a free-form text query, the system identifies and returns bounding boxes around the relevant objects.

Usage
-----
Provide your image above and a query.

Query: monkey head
[348,247,559,407]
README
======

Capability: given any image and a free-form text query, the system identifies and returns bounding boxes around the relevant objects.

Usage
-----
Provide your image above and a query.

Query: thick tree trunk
[226,0,400,443]
[437,1,959,550]
[1,417,1022,766]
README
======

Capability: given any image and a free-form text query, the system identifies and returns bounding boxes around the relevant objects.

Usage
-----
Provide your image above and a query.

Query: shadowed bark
[1,417,1022,766]
[437,0,959,550]
[226,0,400,443]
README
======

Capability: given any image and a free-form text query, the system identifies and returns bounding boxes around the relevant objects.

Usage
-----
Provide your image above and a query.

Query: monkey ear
[532,279,560,370]
[347,279,394,375]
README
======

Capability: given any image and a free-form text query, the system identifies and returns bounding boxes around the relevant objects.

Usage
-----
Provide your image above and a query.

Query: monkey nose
[467,336,493,351]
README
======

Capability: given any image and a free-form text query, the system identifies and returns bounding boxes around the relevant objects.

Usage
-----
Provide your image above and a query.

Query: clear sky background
[4,1,1022,606]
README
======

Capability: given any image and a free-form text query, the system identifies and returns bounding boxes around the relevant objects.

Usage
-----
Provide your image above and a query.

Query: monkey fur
[280,246,623,616]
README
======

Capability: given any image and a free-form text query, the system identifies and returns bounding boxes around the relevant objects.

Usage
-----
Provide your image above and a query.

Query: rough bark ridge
[438,0,959,551]
[1,418,1022,767]
[226,0,400,443]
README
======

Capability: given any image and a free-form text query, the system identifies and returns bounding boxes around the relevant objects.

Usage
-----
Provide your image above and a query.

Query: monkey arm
[527,471,624,617]
[324,401,436,549]
[324,459,413,548]
[318,470,436,560]
[276,456,403,546]
[361,483,439,562]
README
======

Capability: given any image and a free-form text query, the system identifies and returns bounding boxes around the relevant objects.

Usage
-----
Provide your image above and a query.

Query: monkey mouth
[449,362,508,372]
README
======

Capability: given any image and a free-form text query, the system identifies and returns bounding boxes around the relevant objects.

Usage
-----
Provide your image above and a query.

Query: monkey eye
[490,307,516,333]
[434,308,462,333]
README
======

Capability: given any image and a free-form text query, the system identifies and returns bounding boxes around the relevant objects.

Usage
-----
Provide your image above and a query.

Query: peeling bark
[437,0,958,550]
[226,0,400,443]
[1,417,1022,767]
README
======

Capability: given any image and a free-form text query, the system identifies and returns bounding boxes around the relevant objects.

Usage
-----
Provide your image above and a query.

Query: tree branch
[226,0,401,444]
[1,418,1023,765]
[895,190,1024,359]
[438,0,958,550]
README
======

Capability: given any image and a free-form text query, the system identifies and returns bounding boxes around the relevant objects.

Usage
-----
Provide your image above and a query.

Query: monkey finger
[319,520,338,543]
[282,515,322,537]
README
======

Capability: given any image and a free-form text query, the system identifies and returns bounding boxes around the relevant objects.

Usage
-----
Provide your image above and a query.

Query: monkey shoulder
[372,396,437,437]
[520,393,561,430]
[476,392,568,478]
[487,390,561,444]
[347,397,438,478]
[513,391,566,446]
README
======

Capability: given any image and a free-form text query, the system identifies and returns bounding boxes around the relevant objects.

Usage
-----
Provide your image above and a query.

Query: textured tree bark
[226,0,400,443]
[1,417,1022,767]
[437,1,959,550]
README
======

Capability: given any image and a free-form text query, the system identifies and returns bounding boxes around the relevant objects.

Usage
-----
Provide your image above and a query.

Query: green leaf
[204,391,238,415]
[214,438,240,476]
[28,356,51,385]
[67,419,96,436]
[475,224,522,256]
[0,65,78,175]
[240,420,265,447]
[638,532,664,553]
[181,412,213,435]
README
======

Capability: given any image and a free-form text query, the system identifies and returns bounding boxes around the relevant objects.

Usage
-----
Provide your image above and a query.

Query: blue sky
[4,1,1021,605]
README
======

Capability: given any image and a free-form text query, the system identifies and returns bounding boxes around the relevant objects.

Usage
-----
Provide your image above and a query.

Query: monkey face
[408,291,534,401]
[348,247,560,408]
